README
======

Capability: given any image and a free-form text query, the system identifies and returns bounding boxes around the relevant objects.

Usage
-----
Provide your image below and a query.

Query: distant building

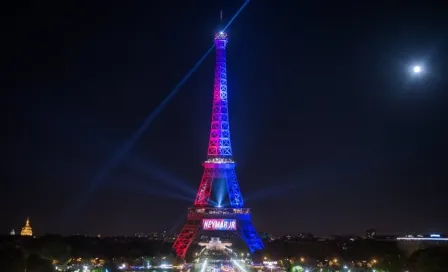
[397,234,448,256]
[20,218,33,236]
[365,229,376,239]
[10,229,15,235]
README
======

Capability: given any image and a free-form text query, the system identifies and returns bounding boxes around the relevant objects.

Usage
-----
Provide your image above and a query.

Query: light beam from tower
[70,1,252,214]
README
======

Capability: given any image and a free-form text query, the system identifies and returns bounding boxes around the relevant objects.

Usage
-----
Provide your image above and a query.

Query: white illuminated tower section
[172,23,264,259]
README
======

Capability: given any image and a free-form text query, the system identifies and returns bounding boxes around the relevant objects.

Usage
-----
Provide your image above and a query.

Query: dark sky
[3,0,448,236]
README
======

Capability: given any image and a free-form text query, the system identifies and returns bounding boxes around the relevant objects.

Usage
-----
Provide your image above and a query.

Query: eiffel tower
[172,20,263,259]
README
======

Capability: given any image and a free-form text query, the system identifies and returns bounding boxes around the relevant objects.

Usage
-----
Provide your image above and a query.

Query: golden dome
[20,217,33,236]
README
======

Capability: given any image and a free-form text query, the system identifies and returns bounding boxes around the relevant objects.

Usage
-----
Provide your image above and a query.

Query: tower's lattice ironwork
[172,29,263,259]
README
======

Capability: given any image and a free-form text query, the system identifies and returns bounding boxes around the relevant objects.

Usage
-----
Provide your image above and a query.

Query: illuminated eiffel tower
[172,18,263,259]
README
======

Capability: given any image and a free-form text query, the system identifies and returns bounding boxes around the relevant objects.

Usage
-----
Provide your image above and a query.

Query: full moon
[413,65,422,73]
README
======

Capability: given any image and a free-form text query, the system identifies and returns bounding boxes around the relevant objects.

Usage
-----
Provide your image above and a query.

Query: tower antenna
[220,9,223,21]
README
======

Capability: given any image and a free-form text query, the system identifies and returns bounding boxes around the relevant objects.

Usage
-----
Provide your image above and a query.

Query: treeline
[0,235,175,272]
[262,239,448,271]
[0,235,447,271]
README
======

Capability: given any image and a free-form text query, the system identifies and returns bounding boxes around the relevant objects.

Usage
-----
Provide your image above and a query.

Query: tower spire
[209,23,230,158]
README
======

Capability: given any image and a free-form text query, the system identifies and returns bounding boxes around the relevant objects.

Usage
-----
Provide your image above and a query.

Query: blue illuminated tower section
[172,26,264,259]
[208,30,232,158]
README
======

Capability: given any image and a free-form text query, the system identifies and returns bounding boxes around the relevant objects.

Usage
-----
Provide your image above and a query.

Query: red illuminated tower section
[172,27,263,259]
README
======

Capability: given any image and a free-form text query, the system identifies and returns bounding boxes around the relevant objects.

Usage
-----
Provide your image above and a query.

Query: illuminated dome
[20,218,33,236]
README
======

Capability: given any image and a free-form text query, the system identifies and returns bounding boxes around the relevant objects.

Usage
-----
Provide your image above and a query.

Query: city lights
[231,259,248,272]
[397,237,448,241]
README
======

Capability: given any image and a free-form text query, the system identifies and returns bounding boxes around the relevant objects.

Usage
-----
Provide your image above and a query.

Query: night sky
[3,0,448,236]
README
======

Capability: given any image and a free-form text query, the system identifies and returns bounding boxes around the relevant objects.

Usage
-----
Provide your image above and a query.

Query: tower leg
[194,168,215,206]
[225,168,244,207]
[238,217,264,252]
[173,211,203,259]
[172,224,200,259]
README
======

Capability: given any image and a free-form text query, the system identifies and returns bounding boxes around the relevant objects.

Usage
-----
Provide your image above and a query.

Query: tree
[39,235,71,264]
[281,259,292,272]
[0,247,26,272]
[26,253,53,272]
[409,247,448,272]
[376,254,405,272]
[291,265,304,272]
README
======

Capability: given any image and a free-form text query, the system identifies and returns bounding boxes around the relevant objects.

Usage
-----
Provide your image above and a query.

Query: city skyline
[5,216,447,238]
[3,0,448,236]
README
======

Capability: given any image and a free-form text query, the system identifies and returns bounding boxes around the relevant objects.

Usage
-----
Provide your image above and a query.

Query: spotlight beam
[77,0,251,202]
